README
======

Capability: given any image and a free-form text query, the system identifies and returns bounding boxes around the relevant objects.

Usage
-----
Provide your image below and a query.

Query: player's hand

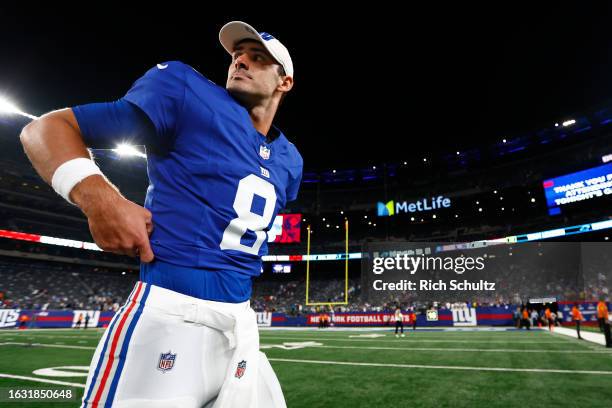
[71,175,155,263]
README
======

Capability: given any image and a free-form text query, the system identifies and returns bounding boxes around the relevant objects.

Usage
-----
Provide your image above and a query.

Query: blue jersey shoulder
[123,61,190,137]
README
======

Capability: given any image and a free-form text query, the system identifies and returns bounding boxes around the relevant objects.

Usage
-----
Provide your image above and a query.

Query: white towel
[183,303,260,408]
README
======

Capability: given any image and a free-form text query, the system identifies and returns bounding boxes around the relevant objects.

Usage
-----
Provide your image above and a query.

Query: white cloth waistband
[142,283,251,348]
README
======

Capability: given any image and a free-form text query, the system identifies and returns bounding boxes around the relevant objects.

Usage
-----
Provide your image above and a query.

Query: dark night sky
[1,4,612,169]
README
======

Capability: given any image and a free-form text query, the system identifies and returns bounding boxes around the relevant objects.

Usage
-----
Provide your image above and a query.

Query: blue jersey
[73,61,302,301]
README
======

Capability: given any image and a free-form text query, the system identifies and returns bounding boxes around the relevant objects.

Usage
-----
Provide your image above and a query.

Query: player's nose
[234,54,250,71]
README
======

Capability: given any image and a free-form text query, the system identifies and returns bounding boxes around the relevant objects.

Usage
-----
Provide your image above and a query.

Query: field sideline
[0,327,611,407]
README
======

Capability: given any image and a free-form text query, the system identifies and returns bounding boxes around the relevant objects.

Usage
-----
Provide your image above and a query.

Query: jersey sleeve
[72,99,157,149]
[123,61,187,139]
[286,145,303,202]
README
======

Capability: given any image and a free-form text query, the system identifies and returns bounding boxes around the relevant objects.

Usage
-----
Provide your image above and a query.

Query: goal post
[305,219,349,307]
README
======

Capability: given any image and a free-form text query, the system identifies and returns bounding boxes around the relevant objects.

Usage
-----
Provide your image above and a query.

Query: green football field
[0,327,611,407]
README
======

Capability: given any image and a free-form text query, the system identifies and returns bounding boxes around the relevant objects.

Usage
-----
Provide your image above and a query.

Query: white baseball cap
[219,21,294,78]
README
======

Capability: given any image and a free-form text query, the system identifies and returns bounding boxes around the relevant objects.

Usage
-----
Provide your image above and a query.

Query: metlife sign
[377,196,452,216]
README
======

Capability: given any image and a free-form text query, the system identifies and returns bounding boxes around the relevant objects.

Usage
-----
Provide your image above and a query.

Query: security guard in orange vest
[544,307,553,332]
[521,308,530,330]
[597,300,608,332]
[571,304,583,340]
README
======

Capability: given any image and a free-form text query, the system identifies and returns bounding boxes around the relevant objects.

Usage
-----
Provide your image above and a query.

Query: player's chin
[227,84,259,101]
[227,80,252,94]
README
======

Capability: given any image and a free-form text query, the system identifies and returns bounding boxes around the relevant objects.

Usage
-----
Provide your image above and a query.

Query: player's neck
[248,103,278,141]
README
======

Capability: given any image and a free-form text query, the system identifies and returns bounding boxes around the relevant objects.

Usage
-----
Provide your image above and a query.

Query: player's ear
[277,75,293,93]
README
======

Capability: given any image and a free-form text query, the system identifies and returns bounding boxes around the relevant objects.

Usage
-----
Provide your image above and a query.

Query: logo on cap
[260,32,275,41]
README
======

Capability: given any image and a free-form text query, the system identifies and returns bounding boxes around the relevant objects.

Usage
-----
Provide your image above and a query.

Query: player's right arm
[21,62,186,263]
[19,106,155,262]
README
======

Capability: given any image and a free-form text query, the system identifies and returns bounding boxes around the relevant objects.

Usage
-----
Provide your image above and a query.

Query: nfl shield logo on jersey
[259,144,271,160]
[234,360,247,379]
[158,351,176,373]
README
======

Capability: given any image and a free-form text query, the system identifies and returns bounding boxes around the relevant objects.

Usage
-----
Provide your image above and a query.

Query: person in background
[597,299,609,333]
[410,309,417,331]
[18,314,29,330]
[544,307,553,332]
[513,307,521,328]
[521,308,530,330]
[394,306,405,338]
[571,304,583,340]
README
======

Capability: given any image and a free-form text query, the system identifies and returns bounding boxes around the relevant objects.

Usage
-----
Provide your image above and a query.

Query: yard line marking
[258,336,567,344]
[0,334,102,338]
[2,341,598,355]
[259,332,549,337]
[268,358,612,375]
[0,373,85,388]
[307,345,612,354]
[0,342,95,350]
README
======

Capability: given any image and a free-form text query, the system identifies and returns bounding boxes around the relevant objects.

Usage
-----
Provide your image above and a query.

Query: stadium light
[502,139,507,143]
[113,143,147,159]
[0,96,39,120]
[562,119,576,127]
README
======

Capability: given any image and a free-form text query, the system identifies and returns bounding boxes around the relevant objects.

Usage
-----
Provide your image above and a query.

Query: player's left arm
[286,146,303,202]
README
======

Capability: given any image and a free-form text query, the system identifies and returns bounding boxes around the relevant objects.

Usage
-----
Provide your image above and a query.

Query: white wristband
[51,158,103,205]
